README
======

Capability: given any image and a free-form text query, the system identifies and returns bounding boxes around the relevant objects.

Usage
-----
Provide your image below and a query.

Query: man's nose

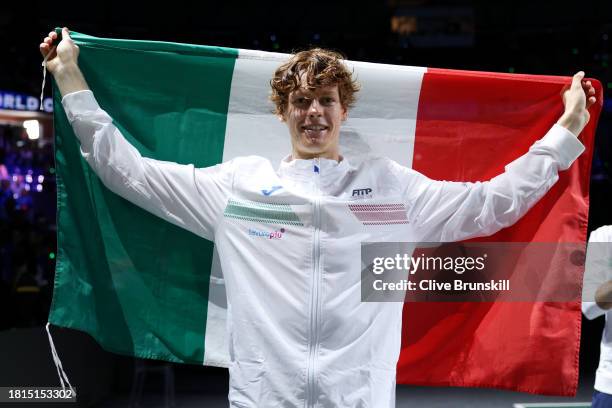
[308,99,322,117]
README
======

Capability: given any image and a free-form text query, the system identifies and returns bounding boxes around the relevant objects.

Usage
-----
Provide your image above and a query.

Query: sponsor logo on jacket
[248,227,286,239]
[352,188,373,197]
[261,185,283,196]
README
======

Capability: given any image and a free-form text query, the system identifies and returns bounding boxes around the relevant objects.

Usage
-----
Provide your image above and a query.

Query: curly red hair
[270,48,360,117]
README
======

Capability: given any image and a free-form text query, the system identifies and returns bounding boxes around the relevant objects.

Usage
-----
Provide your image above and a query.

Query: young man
[41,27,596,407]
[583,226,612,408]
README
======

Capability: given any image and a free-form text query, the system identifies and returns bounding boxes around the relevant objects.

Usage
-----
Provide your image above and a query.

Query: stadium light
[23,120,40,140]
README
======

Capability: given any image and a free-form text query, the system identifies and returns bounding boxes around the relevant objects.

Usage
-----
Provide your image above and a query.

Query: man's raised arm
[40,28,234,241]
[393,72,597,243]
[40,28,89,96]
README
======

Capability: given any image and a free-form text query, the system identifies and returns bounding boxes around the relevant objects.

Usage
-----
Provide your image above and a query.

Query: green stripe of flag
[49,31,238,364]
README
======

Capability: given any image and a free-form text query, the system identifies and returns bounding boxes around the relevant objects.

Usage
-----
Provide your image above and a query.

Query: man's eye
[322,97,334,104]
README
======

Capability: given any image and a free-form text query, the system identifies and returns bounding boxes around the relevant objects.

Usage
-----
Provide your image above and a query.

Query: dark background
[0,0,611,406]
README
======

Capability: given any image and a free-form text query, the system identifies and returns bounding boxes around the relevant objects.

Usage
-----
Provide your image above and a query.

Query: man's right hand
[39,27,90,96]
[39,27,79,75]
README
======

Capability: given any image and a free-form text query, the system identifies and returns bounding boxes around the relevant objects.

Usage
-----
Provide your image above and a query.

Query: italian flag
[49,31,602,396]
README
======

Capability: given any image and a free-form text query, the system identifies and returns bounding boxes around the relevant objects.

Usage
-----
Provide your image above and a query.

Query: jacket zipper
[307,158,321,408]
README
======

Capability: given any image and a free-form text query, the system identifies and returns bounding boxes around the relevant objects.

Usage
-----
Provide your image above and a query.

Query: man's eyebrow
[291,89,336,98]
[318,89,339,96]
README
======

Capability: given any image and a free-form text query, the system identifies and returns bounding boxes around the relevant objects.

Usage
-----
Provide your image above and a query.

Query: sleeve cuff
[61,90,101,122]
[582,301,608,320]
[535,124,585,170]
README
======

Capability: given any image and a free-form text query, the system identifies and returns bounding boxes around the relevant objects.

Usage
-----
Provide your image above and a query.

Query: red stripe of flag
[397,68,603,395]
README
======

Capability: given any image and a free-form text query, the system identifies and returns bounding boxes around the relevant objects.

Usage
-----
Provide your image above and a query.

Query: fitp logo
[352,188,373,197]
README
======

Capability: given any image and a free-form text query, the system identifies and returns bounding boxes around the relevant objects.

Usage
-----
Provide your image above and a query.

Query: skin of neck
[290,145,341,162]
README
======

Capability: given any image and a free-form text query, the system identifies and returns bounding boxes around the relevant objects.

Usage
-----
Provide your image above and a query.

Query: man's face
[282,84,347,160]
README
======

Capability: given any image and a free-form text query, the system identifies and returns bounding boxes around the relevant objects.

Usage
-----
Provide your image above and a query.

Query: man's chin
[301,142,327,154]
[294,144,329,159]
[293,133,338,157]
[299,137,325,150]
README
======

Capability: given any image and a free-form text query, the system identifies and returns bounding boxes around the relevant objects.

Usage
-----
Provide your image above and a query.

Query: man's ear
[341,106,348,122]
[277,113,286,123]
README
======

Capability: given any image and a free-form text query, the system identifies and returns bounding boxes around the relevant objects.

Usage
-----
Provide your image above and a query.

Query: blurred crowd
[0,124,56,330]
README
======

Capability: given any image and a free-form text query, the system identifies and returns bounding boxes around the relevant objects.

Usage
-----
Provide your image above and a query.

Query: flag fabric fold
[49,31,602,395]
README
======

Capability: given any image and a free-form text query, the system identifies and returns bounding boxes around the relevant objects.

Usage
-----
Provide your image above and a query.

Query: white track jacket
[63,90,584,408]
[582,226,612,395]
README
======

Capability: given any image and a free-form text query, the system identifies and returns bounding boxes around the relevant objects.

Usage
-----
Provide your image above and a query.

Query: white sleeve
[582,302,607,320]
[582,227,612,320]
[61,90,233,241]
[396,124,584,242]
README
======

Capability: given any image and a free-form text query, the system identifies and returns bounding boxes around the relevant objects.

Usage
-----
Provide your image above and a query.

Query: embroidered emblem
[224,199,303,226]
[349,203,409,226]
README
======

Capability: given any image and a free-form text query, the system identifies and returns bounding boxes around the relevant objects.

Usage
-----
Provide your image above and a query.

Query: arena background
[0,1,611,406]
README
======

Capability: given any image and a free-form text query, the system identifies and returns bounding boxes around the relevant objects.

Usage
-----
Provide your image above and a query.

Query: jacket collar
[277,154,352,181]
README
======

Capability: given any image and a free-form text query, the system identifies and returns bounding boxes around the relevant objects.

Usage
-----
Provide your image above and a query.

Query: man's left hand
[557,71,597,136]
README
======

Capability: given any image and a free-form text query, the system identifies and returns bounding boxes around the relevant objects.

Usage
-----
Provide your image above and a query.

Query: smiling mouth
[301,125,329,133]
